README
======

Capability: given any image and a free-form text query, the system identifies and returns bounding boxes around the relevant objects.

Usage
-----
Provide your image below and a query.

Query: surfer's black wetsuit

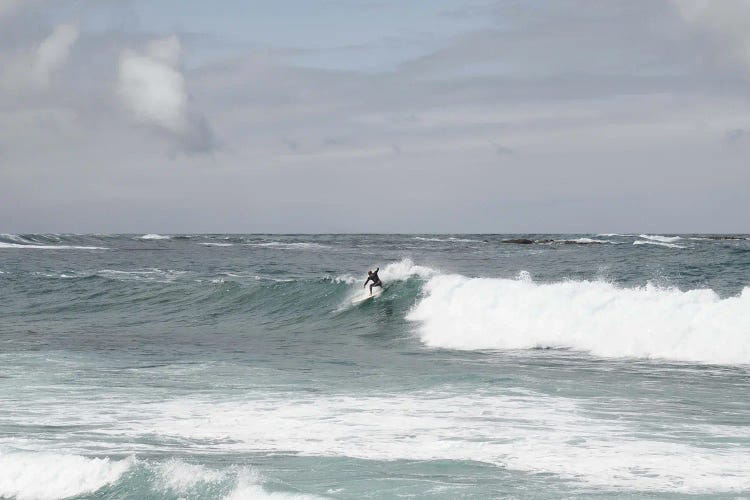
[364,268,382,294]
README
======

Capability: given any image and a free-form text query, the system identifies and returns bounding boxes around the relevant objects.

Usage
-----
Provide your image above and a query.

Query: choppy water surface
[1,233,749,499]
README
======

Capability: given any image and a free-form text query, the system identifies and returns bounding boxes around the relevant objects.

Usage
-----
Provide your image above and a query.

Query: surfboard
[351,286,384,305]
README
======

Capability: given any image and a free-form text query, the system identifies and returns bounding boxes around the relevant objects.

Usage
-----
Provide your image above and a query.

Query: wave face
[408,274,750,364]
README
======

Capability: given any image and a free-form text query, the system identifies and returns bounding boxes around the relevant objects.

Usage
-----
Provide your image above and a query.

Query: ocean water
[1,233,749,499]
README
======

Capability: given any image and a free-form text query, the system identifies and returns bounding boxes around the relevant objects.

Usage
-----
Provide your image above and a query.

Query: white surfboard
[351,287,384,305]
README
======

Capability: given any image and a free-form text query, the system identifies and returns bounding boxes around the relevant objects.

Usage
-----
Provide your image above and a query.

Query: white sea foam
[633,240,686,249]
[378,258,436,281]
[154,459,226,492]
[413,236,482,243]
[639,234,682,243]
[34,272,81,279]
[97,268,185,283]
[407,274,750,364]
[555,238,618,245]
[226,469,326,500]
[330,274,358,284]
[154,460,325,499]
[0,451,318,500]
[214,272,292,282]
[200,242,234,247]
[0,449,134,500]
[126,392,750,493]
[0,242,107,250]
[139,233,171,240]
[245,242,330,250]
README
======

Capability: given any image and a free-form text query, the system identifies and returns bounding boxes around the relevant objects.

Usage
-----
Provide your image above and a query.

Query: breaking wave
[0,449,134,500]
[138,233,171,240]
[633,240,686,249]
[639,234,682,243]
[0,450,323,500]
[7,246,750,366]
[407,273,750,365]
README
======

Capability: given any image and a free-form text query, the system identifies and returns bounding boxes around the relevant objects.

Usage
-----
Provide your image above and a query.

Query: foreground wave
[0,450,322,500]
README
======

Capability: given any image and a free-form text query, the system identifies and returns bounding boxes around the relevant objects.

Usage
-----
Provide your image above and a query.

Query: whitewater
[1,233,748,499]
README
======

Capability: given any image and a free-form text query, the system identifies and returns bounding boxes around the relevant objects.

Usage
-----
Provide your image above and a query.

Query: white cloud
[32,23,79,88]
[117,35,214,153]
[117,36,188,134]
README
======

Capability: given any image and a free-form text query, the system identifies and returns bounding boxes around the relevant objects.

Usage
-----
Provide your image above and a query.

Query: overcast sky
[1,0,749,233]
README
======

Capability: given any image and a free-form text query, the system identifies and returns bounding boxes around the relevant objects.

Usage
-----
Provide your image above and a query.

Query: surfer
[364,267,382,295]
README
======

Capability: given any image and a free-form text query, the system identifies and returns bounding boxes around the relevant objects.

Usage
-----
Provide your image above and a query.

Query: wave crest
[0,450,134,500]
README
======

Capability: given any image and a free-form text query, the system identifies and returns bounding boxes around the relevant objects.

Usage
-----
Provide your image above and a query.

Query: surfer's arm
[363,277,371,287]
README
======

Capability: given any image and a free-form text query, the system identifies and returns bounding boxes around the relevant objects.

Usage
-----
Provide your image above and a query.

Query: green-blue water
[1,233,749,499]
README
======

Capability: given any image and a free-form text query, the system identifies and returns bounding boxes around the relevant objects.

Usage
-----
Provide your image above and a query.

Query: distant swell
[407,274,750,364]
